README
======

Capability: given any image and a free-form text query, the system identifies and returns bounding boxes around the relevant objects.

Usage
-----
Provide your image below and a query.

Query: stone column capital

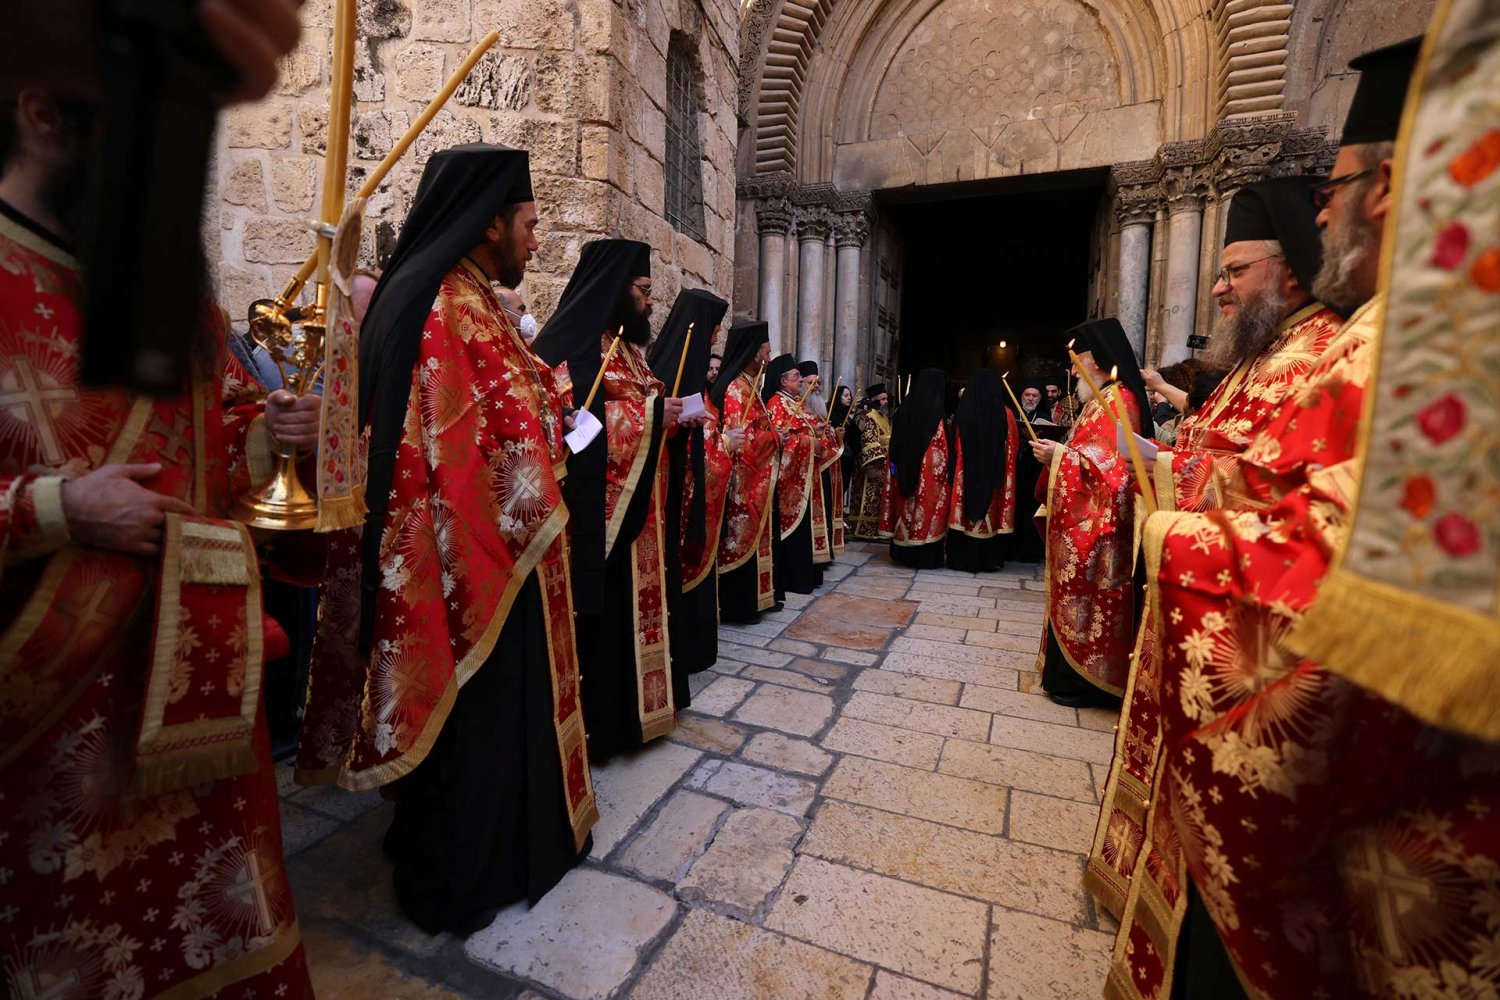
[833,212,870,248]
[1207,112,1298,194]
[796,207,831,242]
[755,197,794,236]
[1162,164,1211,214]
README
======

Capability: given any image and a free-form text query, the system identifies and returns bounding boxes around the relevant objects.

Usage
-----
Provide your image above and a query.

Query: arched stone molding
[1214,0,1294,119]
[794,0,1192,188]
[744,0,838,176]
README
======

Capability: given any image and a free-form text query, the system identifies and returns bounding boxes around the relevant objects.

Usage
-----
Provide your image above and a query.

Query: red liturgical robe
[681,395,735,591]
[880,428,950,546]
[1038,393,1141,695]
[601,339,675,741]
[949,409,1019,538]
[718,374,779,610]
[0,210,312,997]
[769,391,815,539]
[808,407,843,564]
[847,409,890,540]
[298,262,597,847]
[1155,303,1343,513]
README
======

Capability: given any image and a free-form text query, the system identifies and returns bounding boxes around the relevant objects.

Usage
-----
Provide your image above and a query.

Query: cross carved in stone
[0,357,80,464]
[1346,836,1436,962]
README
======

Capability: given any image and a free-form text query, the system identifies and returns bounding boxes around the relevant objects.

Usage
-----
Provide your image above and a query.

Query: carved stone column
[755,198,793,349]
[1159,146,1211,365]
[1110,163,1161,360]
[795,210,831,368]
[833,212,870,393]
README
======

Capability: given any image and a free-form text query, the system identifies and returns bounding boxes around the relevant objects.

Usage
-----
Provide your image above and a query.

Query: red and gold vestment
[807,407,843,564]
[948,409,1019,539]
[717,373,779,610]
[768,391,815,540]
[1038,393,1141,695]
[600,338,675,741]
[847,409,890,540]
[297,261,597,848]
[1154,303,1343,513]
[0,211,312,997]
[679,394,735,592]
[879,426,950,546]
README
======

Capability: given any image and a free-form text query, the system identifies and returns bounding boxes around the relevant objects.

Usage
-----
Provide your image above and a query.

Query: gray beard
[1205,285,1288,368]
[805,391,827,417]
[1311,203,1380,317]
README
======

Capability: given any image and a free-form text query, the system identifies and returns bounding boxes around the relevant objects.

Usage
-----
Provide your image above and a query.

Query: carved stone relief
[869,0,1120,142]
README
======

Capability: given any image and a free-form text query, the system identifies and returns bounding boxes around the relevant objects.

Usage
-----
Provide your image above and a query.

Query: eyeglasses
[1312,168,1377,210]
[631,281,654,297]
[1214,254,1284,286]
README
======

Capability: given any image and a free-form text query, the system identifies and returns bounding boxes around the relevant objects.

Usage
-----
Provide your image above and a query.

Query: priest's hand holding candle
[1107,366,1157,515]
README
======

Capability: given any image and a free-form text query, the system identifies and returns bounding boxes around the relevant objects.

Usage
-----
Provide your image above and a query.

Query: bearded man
[1099,35,1500,997]
[533,240,695,762]
[765,354,822,593]
[714,322,779,622]
[298,145,597,934]
[1150,177,1343,512]
[0,89,321,995]
[847,384,892,539]
[1030,319,1150,708]
[798,360,844,563]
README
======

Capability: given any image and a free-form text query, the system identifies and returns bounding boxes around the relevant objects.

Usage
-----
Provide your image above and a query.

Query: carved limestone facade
[209,0,741,332]
[735,0,1435,380]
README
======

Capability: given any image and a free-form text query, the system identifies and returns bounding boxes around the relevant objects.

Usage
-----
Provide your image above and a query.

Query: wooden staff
[825,376,842,420]
[1067,340,1120,431]
[582,331,624,412]
[1001,371,1040,443]
[1108,367,1157,515]
[669,323,695,396]
[283,32,503,298]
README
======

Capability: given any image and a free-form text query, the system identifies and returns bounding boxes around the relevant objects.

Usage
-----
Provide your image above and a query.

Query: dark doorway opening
[883,170,1106,402]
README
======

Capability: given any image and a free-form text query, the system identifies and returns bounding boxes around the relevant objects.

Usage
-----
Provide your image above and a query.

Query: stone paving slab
[988,714,1116,765]
[842,691,992,741]
[882,650,1021,690]
[869,970,971,1000]
[784,592,916,649]
[851,667,963,706]
[740,731,834,777]
[958,683,1079,725]
[986,908,1114,999]
[765,857,990,994]
[802,801,1088,924]
[689,676,757,717]
[590,743,703,858]
[938,738,1098,803]
[820,717,946,770]
[631,909,872,1000]
[669,713,751,754]
[677,807,802,918]
[739,664,838,693]
[822,756,1007,834]
[694,760,819,816]
[618,789,731,882]
[732,684,836,737]
[1008,790,1101,853]
[463,868,676,999]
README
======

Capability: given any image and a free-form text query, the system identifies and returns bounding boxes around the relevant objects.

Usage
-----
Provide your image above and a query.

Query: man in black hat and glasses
[1152,177,1345,513]
[300,144,598,934]
[532,239,693,762]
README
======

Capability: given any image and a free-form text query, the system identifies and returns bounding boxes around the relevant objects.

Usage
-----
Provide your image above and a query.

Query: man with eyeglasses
[1144,177,1343,513]
[497,284,539,344]
[1093,33,1500,1000]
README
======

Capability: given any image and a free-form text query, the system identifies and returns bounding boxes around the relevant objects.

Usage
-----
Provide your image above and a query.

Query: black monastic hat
[1342,38,1423,145]
[798,360,819,378]
[1223,176,1326,290]
[710,321,769,410]
[762,353,798,403]
[1067,317,1151,430]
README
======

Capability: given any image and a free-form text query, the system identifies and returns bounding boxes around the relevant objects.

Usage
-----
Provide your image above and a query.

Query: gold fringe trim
[1289,572,1500,742]
[132,743,260,798]
[316,484,368,533]
[1153,450,1177,513]
[245,414,276,487]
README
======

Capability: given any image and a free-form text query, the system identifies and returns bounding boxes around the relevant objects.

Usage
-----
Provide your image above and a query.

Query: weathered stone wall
[211,0,740,332]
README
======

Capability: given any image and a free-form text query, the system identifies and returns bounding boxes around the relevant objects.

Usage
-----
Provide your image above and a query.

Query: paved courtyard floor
[278,540,1119,999]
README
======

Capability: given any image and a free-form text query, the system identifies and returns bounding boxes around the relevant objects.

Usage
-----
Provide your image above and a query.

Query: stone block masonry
[212,0,740,335]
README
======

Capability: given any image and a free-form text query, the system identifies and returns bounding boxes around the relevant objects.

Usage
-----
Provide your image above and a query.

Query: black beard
[490,230,525,288]
[1311,200,1380,317]
[1206,284,1287,368]
[40,155,88,239]
[612,296,651,346]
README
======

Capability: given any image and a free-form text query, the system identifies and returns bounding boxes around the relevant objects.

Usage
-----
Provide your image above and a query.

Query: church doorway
[882,169,1108,401]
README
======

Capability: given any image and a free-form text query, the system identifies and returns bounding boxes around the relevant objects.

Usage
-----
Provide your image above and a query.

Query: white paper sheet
[565,408,603,453]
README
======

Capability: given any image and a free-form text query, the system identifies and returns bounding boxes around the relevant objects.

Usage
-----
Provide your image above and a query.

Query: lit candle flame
[1110,365,1119,379]
[1067,339,1076,350]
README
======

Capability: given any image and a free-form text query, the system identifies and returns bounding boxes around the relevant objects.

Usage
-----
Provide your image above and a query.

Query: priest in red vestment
[946,369,1018,572]
[533,240,691,761]
[1,89,316,996]
[847,385,892,540]
[765,354,823,594]
[647,289,733,698]
[798,361,843,566]
[299,145,598,934]
[1151,177,1344,514]
[882,368,952,568]
[1031,319,1148,708]
[714,322,779,623]
[1104,33,1500,997]
[1087,175,1342,916]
